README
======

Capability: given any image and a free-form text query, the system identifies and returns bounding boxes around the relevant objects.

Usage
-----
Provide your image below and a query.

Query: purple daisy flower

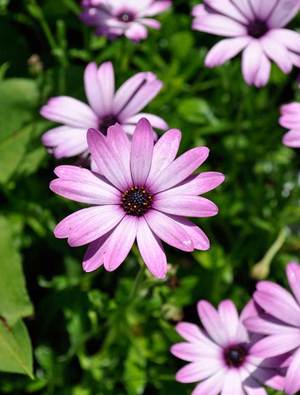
[171,300,286,395]
[41,62,167,159]
[192,0,300,87]
[80,0,171,42]
[50,118,224,279]
[280,102,300,147]
[245,262,300,395]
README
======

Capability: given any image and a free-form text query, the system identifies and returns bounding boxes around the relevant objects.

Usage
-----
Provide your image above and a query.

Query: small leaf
[0,216,33,325]
[0,319,33,378]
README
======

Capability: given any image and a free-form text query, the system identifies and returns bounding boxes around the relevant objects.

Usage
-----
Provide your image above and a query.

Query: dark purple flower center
[99,115,119,135]
[117,11,135,23]
[224,345,247,368]
[122,187,152,216]
[248,19,268,38]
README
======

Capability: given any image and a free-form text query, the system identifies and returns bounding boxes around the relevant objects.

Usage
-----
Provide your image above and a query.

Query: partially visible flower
[279,102,300,147]
[41,62,167,159]
[81,0,171,42]
[171,300,285,395]
[50,119,224,278]
[192,0,300,87]
[245,262,300,395]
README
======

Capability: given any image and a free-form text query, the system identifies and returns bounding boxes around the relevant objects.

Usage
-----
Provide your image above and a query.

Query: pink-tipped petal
[250,334,300,358]
[145,210,194,252]
[191,371,225,395]
[149,147,209,193]
[136,217,167,279]
[176,360,222,384]
[283,130,300,147]
[82,234,110,272]
[130,118,154,186]
[103,216,138,272]
[170,216,210,250]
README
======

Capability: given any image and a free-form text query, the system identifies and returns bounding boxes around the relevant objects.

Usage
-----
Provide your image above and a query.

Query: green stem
[128,264,145,303]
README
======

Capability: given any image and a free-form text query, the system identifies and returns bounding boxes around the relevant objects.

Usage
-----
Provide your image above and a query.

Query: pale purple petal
[283,130,300,147]
[153,195,218,218]
[130,118,154,186]
[218,300,241,343]
[230,0,255,19]
[103,216,138,272]
[206,0,249,22]
[242,40,263,86]
[169,216,210,250]
[41,96,98,128]
[87,128,132,190]
[268,0,300,28]
[84,62,105,117]
[254,52,271,87]
[250,0,279,19]
[97,61,115,115]
[176,322,212,344]
[268,29,300,54]
[261,35,293,73]
[245,315,300,335]
[205,37,251,68]
[171,342,205,362]
[42,126,88,158]
[50,167,120,205]
[287,262,300,305]
[141,1,171,16]
[82,233,111,272]
[176,360,222,383]
[285,347,300,395]
[145,210,194,252]
[250,334,300,358]
[54,205,124,246]
[149,147,209,193]
[192,13,247,37]
[221,369,243,395]
[125,22,148,42]
[146,129,182,185]
[255,281,300,326]
[136,216,167,279]
[197,300,228,346]
[140,18,161,29]
[191,371,226,395]
[124,112,168,130]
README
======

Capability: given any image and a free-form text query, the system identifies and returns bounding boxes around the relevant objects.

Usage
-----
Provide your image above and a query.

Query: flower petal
[218,300,242,343]
[283,130,300,147]
[242,40,263,86]
[192,13,247,37]
[41,96,98,128]
[97,61,115,115]
[125,22,148,42]
[251,334,300,358]
[221,370,243,395]
[124,112,168,130]
[136,216,167,279]
[84,62,104,117]
[176,360,222,383]
[268,0,300,28]
[287,262,300,305]
[153,195,218,218]
[261,35,293,73]
[130,118,154,186]
[87,128,132,190]
[169,216,210,250]
[82,233,111,272]
[142,1,171,16]
[149,147,209,193]
[205,0,249,23]
[285,347,300,395]
[205,37,251,68]
[145,210,194,252]
[103,216,138,272]
[197,300,227,346]
[191,371,226,395]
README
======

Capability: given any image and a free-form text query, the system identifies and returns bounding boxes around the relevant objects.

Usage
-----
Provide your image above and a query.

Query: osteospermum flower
[50,118,224,278]
[81,0,171,42]
[171,300,285,395]
[245,262,300,395]
[192,0,300,87]
[41,62,167,159]
[279,102,300,147]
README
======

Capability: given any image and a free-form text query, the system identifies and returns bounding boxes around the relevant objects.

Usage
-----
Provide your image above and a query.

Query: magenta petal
[87,128,132,190]
[82,233,111,272]
[250,334,300,358]
[283,131,300,148]
[136,217,167,279]
[150,147,209,193]
[176,360,221,384]
[103,216,138,272]
[285,347,300,395]
[125,22,148,42]
[171,342,203,362]
[218,300,243,343]
[153,195,218,218]
[197,300,227,346]
[124,112,168,131]
[145,210,194,252]
[106,124,131,181]
[176,322,208,343]
[130,118,154,186]
[169,216,210,250]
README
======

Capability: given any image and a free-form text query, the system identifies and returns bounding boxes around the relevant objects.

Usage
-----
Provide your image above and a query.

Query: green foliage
[0,0,299,394]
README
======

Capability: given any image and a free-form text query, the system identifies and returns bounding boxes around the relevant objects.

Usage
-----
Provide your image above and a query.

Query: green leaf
[0,216,33,325]
[177,98,218,125]
[0,78,38,139]
[124,339,147,395]
[0,319,33,378]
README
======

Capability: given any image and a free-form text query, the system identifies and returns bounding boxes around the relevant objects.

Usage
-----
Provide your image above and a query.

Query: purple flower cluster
[172,262,300,395]
[39,1,300,394]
